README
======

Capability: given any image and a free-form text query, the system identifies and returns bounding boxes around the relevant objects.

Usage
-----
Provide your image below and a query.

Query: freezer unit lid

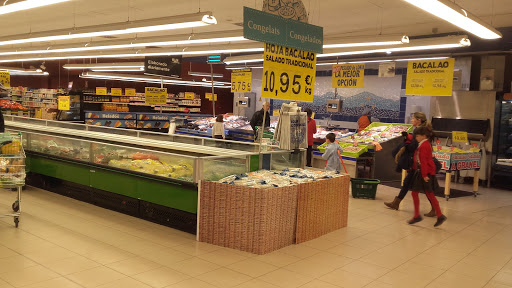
[431,118,490,141]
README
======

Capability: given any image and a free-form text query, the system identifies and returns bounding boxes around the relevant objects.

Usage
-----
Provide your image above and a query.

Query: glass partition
[201,155,250,182]
[29,133,90,161]
[87,126,139,136]
[269,151,305,171]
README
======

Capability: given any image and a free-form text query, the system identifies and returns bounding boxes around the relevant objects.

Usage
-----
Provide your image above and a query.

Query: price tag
[184,92,195,100]
[145,87,167,104]
[452,131,468,143]
[125,88,136,96]
[231,69,252,93]
[96,87,107,95]
[0,71,10,87]
[111,88,122,96]
[272,110,279,116]
[261,44,316,102]
[332,64,365,88]
[58,96,70,111]
[205,93,217,101]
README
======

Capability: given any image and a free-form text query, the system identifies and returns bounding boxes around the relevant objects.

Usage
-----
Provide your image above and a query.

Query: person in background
[250,102,271,139]
[408,126,447,227]
[212,114,225,139]
[384,112,435,217]
[304,108,316,167]
[357,107,372,133]
[322,133,343,172]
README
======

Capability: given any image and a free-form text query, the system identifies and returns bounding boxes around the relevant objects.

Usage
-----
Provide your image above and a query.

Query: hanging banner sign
[58,96,70,111]
[184,92,195,100]
[379,62,396,78]
[111,88,122,96]
[145,87,167,105]
[231,69,252,93]
[243,6,323,54]
[332,64,365,88]
[206,93,218,101]
[0,71,10,87]
[261,43,316,102]
[144,56,182,77]
[452,131,469,143]
[125,88,136,96]
[96,87,107,95]
[405,58,455,96]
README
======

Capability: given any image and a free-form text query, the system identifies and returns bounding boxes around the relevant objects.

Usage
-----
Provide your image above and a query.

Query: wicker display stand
[199,175,350,255]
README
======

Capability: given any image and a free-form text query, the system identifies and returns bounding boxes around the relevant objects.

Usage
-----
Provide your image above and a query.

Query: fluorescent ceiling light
[324,35,409,49]
[393,56,449,61]
[403,0,502,39]
[188,71,223,78]
[0,12,217,47]
[10,71,49,76]
[0,0,70,15]
[92,68,144,72]
[0,65,49,75]
[63,62,144,69]
[80,72,230,88]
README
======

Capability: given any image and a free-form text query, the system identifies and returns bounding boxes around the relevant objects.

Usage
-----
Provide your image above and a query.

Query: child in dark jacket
[408,126,447,227]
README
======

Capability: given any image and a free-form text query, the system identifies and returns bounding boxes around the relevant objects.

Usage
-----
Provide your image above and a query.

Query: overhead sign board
[144,56,182,77]
[243,6,323,54]
[58,96,70,111]
[0,71,10,87]
[406,58,455,96]
[332,64,365,88]
[145,87,167,105]
[231,69,252,93]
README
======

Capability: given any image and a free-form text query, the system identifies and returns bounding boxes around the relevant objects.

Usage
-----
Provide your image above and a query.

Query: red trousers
[411,191,442,218]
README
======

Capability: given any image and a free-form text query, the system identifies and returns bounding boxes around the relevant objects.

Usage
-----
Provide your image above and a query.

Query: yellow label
[272,110,279,116]
[332,64,365,88]
[205,93,217,101]
[184,92,195,100]
[231,69,252,93]
[261,44,316,102]
[312,112,315,119]
[58,96,70,111]
[111,88,122,96]
[125,88,136,96]
[145,87,167,104]
[0,71,10,87]
[452,131,468,143]
[406,58,455,96]
[96,87,107,95]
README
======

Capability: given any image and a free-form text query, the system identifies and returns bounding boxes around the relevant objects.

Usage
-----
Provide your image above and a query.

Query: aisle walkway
[0,183,511,288]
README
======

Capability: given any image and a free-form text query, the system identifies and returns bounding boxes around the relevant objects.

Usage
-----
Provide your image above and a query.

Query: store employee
[250,102,271,138]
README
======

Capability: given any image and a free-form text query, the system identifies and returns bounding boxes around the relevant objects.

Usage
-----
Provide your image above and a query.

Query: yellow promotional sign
[205,93,217,101]
[96,87,107,95]
[58,96,70,111]
[184,92,195,100]
[272,110,279,116]
[406,58,455,96]
[332,64,365,88]
[261,43,316,102]
[231,69,252,93]
[125,88,136,96]
[452,131,468,143]
[0,71,10,87]
[111,88,122,96]
[145,87,167,104]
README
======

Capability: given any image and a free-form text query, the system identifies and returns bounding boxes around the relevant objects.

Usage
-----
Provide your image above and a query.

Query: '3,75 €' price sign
[261,43,316,102]
[231,69,252,93]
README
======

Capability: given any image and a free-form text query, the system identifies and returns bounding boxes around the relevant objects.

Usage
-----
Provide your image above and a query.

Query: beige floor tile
[258,268,313,288]
[327,244,372,259]
[0,265,60,287]
[299,279,341,288]
[81,246,135,265]
[284,258,338,278]
[278,245,322,259]
[0,279,12,288]
[363,280,393,288]
[319,268,374,288]
[427,271,491,288]
[196,268,252,288]
[394,262,446,279]
[173,242,221,256]
[0,255,37,274]
[140,248,193,267]
[132,266,190,288]
[42,255,100,275]
[254,251,301,267]
[96,277,152,288]
[198,249,250,266]
[227,258,278,278]
[301,238,340,251]
[306,252,354,269]
[491,271,512,286]
[19,277,84,288]
[67,266,126,287]
[169,257,221,277]
[461,254,512,271]
[0,246,17,259]
[165,278,218,288]
[23,246,77,264]
[484,281,512,288]
[378,270,439,288]
[106,257,162,276]
[233,279,280,288]
[341,260,390,280]
[448,261,500,281]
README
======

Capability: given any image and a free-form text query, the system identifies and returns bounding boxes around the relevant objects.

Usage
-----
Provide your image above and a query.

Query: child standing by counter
[322,133,343,172]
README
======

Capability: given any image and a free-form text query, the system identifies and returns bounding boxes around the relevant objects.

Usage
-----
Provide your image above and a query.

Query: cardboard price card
[332,64,365,88]
[125,88,136,96]
[231,69,252,93]
[405,58,455,96]
[145,87,167,104]
[58,96,70,111]
[184,92,195,100]
[206,93,217,101]
[111,88,122,96]
[452,131,468,143]
[96,87,107,95]
[0,71,10,87]
[261,43,316,102]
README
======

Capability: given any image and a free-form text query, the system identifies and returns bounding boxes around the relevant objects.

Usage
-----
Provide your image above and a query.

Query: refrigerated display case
[492,98,512,189]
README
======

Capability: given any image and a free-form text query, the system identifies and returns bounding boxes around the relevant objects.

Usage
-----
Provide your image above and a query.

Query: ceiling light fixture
[0,65,49,75]
[0,0,71,15]
[188,71,223,78]
[403,0,502,39]
[323,35,409,49]
[63,62,145,70]
[0,12,217,47]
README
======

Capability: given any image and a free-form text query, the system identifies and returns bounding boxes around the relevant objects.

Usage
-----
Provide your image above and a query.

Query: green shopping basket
[350,178,380,199]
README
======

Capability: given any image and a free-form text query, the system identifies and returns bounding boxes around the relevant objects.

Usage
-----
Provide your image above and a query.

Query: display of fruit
[0,100,27,110]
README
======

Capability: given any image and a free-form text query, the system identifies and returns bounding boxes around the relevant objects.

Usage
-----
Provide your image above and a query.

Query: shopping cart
[0,133,25,228]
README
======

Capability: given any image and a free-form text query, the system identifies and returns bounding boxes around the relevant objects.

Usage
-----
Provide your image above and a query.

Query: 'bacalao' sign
[243,6,323,54]
[406,58,455,96]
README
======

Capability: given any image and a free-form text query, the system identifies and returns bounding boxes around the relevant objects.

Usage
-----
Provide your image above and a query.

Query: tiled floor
[0,181,511,288]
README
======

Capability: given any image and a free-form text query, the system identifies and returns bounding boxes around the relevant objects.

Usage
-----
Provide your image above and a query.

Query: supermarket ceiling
[0,0,511,53]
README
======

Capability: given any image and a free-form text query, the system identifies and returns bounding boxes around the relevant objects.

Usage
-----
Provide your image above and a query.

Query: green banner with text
[243,6,323,54]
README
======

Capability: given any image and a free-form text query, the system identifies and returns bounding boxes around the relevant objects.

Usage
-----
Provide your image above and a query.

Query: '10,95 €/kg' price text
[261,43,317,102]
